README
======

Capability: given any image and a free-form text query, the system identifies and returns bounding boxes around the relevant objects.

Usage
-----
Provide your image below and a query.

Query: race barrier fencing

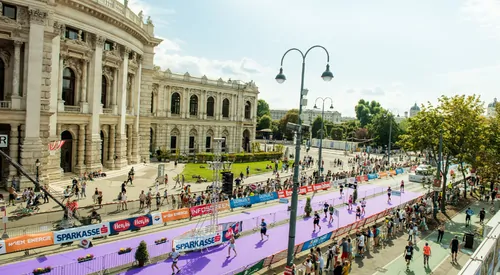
[0,168,411,256]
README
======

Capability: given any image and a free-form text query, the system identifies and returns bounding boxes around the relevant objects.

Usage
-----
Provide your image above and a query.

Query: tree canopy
[355,99,383,127]
[257,99,270,118]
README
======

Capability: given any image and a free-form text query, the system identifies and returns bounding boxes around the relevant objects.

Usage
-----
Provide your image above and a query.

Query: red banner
[362,175,368,182]
[278,189,293,198]
[355,176,362,182]
[306,185,314,193]
[189,201,229,217]
[299,187,307,195]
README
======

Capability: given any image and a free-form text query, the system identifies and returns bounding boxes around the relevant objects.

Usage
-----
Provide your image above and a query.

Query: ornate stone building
[0,0,258,187]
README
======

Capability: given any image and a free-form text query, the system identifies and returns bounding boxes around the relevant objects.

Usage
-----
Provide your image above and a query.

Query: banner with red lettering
[278,189,293,198]
[189,201,230,218]
[362,175,368,182]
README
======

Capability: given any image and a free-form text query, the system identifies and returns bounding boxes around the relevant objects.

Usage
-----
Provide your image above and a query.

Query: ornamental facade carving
[0,49,11,68]
[28,9,48,25]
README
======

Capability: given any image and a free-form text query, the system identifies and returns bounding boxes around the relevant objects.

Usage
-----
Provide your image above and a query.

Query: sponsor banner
[299,186,307,195]
[109,215,152,234]
[279,198,289,204]
[396,168,404,174]
[301,231,333,252]
[222,221,243,242]
[312,183,330,191]
[250,192,278,204]
[235,259,265,275]
[161,208,190,222]
[278,189,293,199]
[355,176,362,182]
[389,170,397,176]
[5,232,54,253]
[230,197,252,208]
[54,223,110,244]
[379,172,388,178]
[190,201,230,218]
[173,232,223,252]
[367,174,378,180]
[151,212,163,225]
[362,175,368,181]
[347,177,356,184]
[0,240,6,255]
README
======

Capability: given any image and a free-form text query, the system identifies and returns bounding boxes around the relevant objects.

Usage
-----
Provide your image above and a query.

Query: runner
[339,183,344,198]
[404,241,414,270]
[387,186,392,203]
[170,247,181,274]
[227,235,237,258]
[313,211,322,231]
[450,236,460,263]
[323,202,329,218]
[328,204,334,224]
[360,198,367,215]
[400,180,405,192]
[355,206,361,221]
[348,195,353,211]
[260,218,269,240]
[423,242,431,267]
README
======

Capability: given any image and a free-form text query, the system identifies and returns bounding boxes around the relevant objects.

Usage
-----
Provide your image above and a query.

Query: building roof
[410,103,420,111]
[488,98,497,108]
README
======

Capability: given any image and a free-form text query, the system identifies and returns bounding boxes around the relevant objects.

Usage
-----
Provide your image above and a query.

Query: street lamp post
[385,111,399,166]
[314,97,334,181]
[434,119,444,218]
[35,159,41,192]
[275,45,333,271]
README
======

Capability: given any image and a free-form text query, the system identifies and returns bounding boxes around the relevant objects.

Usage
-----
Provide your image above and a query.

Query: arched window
[189,95,198,116]
[101,75,107,107]
[244,101,251,119]
[62,68,76,106]
[207,96,215,117]
[222,98,230,118]
[0,59,5,100]
[171,92,181,115]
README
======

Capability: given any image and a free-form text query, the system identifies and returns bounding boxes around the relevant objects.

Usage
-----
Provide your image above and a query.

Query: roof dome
[488,98,497,108]
[410,103,420,111]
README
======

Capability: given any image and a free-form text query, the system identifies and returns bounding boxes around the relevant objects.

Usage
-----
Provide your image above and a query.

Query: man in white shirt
[357,234,365,257]
[171,248,180,274]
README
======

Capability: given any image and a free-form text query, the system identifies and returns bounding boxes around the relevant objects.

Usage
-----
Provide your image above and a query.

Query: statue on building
[77,30,83,41]
[138,11,143,20]
[146,16,152,24]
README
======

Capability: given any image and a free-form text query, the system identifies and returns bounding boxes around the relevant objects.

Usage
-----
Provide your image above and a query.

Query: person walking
[400,180,405,192]
[313,211,322,231]
[170,247,180,274]
[227,235,237,258]
[355,206,361,221]
[323,202,329,219]
[450,236,460,263]
[465,208,474,227]
[479,208,486,225]
[360,198,366,215]
[404,241,414,270]
[437,223,445,243]
[387,186,392,203]
[348,195,353,211]
[260,218,269,240]
[328,204,334,224]
[423,242,431,267]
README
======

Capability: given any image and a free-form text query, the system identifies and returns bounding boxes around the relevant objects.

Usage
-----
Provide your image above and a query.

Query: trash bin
[464,233,474,249]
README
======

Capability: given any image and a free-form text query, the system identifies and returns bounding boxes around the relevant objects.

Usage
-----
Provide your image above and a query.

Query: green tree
[476,106,500,184]
[311,116,326,139]
[271,120,282,140]
[355,99,383,127]
[330,126,344,140]
[257,114,272,130]
[368,110,400,147]
[257,99,270,118]
[279,109,299,140]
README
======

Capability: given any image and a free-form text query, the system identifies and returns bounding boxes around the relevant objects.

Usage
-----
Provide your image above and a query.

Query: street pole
[433,124,443,218]
[388,118,392,166]
[275,45,333,271]
[314,97,333,183]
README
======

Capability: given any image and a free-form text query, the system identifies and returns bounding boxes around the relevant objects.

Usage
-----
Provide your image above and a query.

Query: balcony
[0,101,12,110]
[64,106,81,113]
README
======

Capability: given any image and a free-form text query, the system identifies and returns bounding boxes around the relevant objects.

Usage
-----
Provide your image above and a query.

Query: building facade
[409,103,420,117]
[0,0,258,187]
[487,98,497,117]
[270,109,341,125]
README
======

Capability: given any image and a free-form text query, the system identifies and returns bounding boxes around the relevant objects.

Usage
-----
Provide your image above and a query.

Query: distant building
[340,117,357,122]
[409,103,420,117]
[487,98,497,117]
[269,109,342,125]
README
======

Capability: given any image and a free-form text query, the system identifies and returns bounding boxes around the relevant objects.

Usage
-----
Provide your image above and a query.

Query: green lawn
[181,160,282,182]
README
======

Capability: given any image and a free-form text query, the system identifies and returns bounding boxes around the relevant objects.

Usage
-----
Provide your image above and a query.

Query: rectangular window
[205,137,211,153]
[104,41,113,51]
[2,4,16,20]
[221,137,226,152]
[189,136,195,153]
[170,136,177,154]
[65,28,82,41]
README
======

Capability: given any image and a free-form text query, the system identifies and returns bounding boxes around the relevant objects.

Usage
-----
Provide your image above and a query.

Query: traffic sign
[0,134,7,148]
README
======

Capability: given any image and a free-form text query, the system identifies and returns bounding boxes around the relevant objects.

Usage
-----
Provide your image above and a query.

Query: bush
[135,241,149,266]
[196,151,283,163]
[304,197,312,217]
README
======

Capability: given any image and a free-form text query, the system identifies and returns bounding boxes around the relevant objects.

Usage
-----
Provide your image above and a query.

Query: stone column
[57,57,65,112]
[10,41,23,109]
[80,60,89,113]
[106,124,115,168]
[76,124,86,173]
[115,47,130,169]
[127,124,132,164]
[132,62,142,164]
[20,9,47,188]
[9,124,19,177]
[111,68,118,114]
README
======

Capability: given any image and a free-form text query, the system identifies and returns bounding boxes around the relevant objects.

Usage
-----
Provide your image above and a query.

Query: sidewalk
[355,200,490,275]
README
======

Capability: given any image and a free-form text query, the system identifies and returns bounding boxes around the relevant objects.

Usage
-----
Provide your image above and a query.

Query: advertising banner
[367,174,378,180]
[5,232,54,253]
[230,197,252,208]
[151,212,163,225]
[250,192,278,204]
[173,232,223,252]
[396,168,404,174]
[190,201,230,218]
[306,185,314,193]
[109,215,152,234]
[0,240,6,255]
[362,175,368,181]
[389,170,396,176]
[299,186,307,195]
[301,232,333,252]
[54,223,110,244]
[161,208,190,222]
[347,177,356,184]
[278,189,293,199]
[379,172,388,178]
[222,221,243,241]
[235,259,265,275]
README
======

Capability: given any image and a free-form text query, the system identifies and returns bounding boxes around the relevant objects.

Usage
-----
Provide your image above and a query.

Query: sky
[126,0,500,117]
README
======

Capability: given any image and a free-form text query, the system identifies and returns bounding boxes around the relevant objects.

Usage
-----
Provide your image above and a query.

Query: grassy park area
[181,160,281,182]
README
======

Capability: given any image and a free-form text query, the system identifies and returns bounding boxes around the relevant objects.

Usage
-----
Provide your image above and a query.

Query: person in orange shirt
[423,242,431,267]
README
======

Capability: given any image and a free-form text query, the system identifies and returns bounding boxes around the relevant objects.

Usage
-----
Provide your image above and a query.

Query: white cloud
[461,0,500,38]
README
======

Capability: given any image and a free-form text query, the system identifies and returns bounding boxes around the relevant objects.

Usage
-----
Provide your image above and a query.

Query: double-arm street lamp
[314,97,333,180]
[275,45,333,270]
